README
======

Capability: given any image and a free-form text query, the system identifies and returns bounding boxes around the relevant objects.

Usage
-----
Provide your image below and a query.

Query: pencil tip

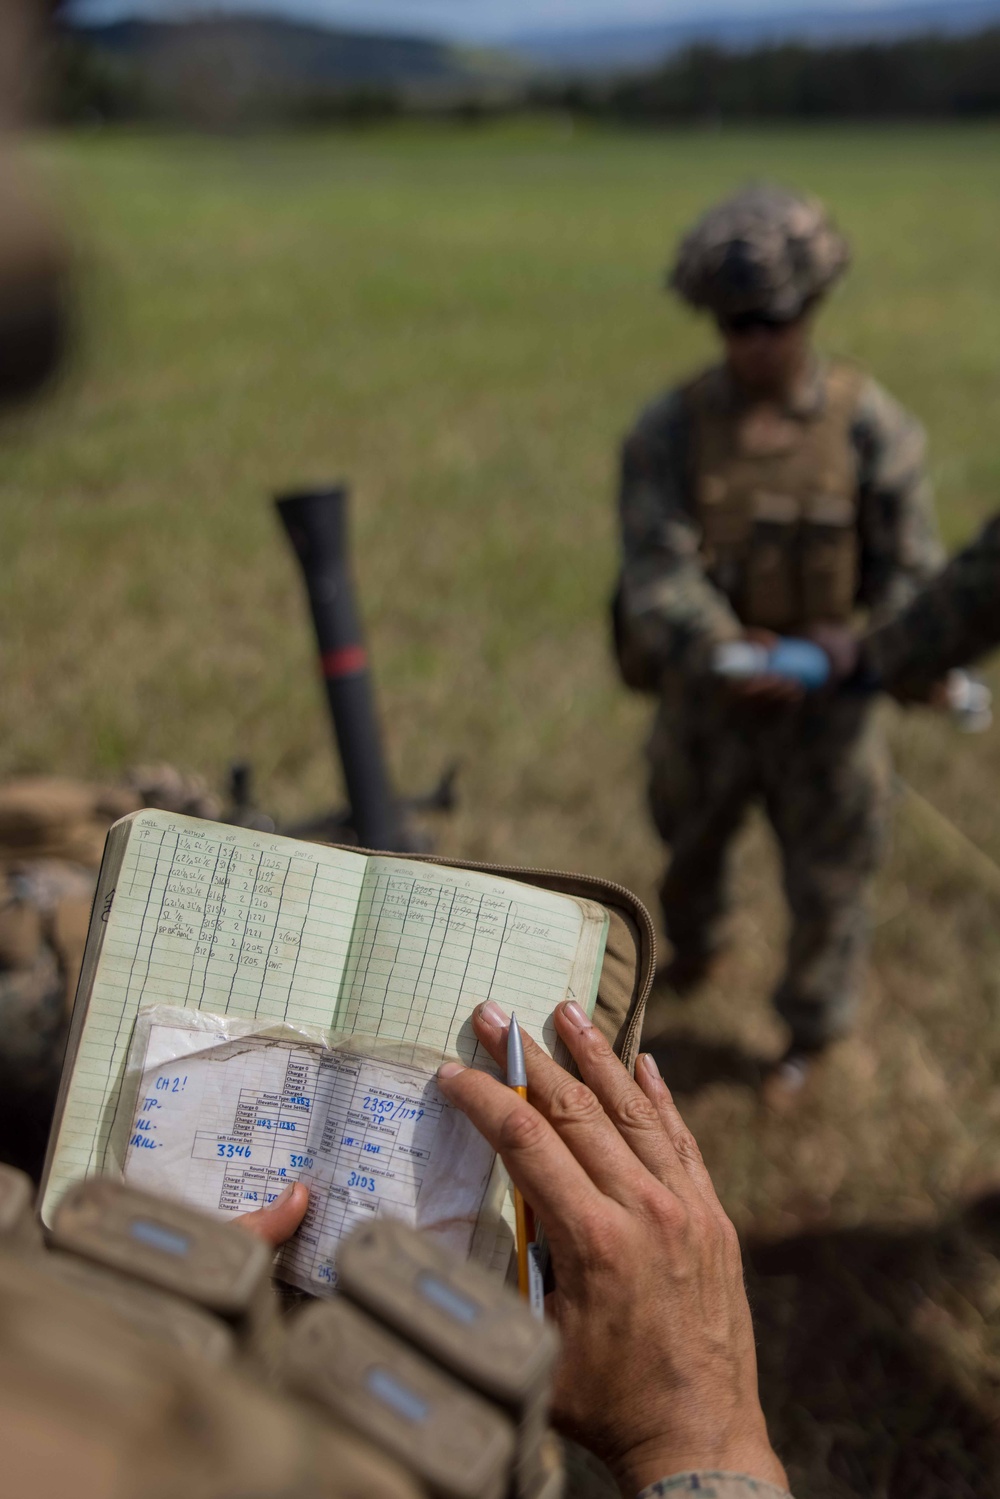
[506,1013,527,1087]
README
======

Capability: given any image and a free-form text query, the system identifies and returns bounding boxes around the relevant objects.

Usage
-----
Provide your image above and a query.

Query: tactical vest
[686,361,866,633]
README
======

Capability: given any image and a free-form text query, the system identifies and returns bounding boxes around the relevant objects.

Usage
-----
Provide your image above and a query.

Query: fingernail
[479,1000,509,1028]
[640,1052,662,1083]
[562,1000,592,1031]
[437,1061,465,1081]
[270,1182,296,1209]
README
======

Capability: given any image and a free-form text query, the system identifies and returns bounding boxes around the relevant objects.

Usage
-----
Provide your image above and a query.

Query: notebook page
[42,810,368,1222]
[334,857,610,1064]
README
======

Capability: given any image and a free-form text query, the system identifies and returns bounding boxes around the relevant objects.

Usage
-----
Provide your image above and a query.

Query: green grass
[8,120,1000,1495]
[9,122,1000,811]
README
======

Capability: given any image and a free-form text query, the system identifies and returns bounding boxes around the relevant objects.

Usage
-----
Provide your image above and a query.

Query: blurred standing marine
[614,185,942,1089]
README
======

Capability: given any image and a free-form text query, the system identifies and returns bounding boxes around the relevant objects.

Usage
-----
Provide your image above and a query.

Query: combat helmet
[669,184,850,321]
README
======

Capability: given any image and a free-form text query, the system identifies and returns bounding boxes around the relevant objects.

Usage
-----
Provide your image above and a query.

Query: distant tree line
[53,33,148,123]
[50,23,1000,127]
[534,28,1000,120]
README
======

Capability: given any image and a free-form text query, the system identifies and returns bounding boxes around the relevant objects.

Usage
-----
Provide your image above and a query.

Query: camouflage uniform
[862,512,1000,698]
[0,768,222,1179]
[639,1476,792,1499]
[617,187,942,1048]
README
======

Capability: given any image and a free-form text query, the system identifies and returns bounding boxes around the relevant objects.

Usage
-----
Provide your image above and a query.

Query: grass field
[7,121,1000,1495]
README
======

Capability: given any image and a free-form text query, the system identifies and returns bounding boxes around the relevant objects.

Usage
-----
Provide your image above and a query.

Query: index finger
[435,1060,609,1252]
[469,1005,657,1203]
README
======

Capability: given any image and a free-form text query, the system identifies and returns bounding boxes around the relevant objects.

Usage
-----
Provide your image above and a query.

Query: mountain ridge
[64,13,498,88]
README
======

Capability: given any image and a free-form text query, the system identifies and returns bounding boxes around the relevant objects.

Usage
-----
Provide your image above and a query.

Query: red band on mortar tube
[322,645,369,679]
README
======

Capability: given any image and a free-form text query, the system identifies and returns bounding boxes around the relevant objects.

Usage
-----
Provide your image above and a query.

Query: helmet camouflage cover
[669,183,851,320]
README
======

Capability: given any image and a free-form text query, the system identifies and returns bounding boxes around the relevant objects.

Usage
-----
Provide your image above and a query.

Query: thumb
[234,1180,309,1247]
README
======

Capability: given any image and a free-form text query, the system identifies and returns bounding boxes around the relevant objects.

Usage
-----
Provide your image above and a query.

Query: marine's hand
[728,672,803,703]
[436,1003,786,1496]
[234,1180,309,1247]
[806,621,860,683]
[727,628,803,704]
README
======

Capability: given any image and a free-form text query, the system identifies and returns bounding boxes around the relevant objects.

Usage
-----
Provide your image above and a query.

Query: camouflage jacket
[617,359,942,679]
[862,512,1000,698]
[638,1472,792,1498]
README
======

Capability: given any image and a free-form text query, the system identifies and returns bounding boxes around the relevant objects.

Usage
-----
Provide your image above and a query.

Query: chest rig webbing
[685,361,865,633]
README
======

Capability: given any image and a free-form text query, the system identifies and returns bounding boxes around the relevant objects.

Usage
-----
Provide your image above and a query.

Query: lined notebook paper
[42,810,608,1228]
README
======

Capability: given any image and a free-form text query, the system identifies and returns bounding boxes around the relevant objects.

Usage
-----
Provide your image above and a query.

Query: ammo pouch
[1,1164,569,1499]
[743,502,800,632]
[0,1167,424,1499]
[799,492,858,623]
[742,498,858,633]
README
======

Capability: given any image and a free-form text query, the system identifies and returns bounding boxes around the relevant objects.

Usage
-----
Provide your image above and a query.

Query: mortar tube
[276,485,407,853]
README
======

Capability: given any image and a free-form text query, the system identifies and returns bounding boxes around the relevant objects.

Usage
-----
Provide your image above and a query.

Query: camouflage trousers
[647,683,893,1048]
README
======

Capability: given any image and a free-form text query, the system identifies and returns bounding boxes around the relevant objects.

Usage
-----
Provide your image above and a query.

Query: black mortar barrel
[276,486,406,852]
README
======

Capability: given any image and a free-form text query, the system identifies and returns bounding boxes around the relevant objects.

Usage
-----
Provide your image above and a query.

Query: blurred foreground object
[276,486,456,851]
[614,182,943,1074]
[0,151,69,407]
[0,1,71,407]
[0,1165,561,1499]
[0,2,77,1171]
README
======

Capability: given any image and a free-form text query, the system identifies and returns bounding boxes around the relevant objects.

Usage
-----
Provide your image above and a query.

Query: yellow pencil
[507,1014,543,1316]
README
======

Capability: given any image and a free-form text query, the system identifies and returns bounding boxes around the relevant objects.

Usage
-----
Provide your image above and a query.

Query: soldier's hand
[805,621,860,684]
[234,1180,309,1247]
[727,631,803,704]
[437,1003,787,1496]
[729,673,803,704]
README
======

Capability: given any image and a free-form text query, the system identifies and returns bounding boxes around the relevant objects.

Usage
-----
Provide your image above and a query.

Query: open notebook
[41,811,609,1291]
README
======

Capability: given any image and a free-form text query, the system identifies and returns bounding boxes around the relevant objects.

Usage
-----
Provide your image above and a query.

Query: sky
[67,0,916,44]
